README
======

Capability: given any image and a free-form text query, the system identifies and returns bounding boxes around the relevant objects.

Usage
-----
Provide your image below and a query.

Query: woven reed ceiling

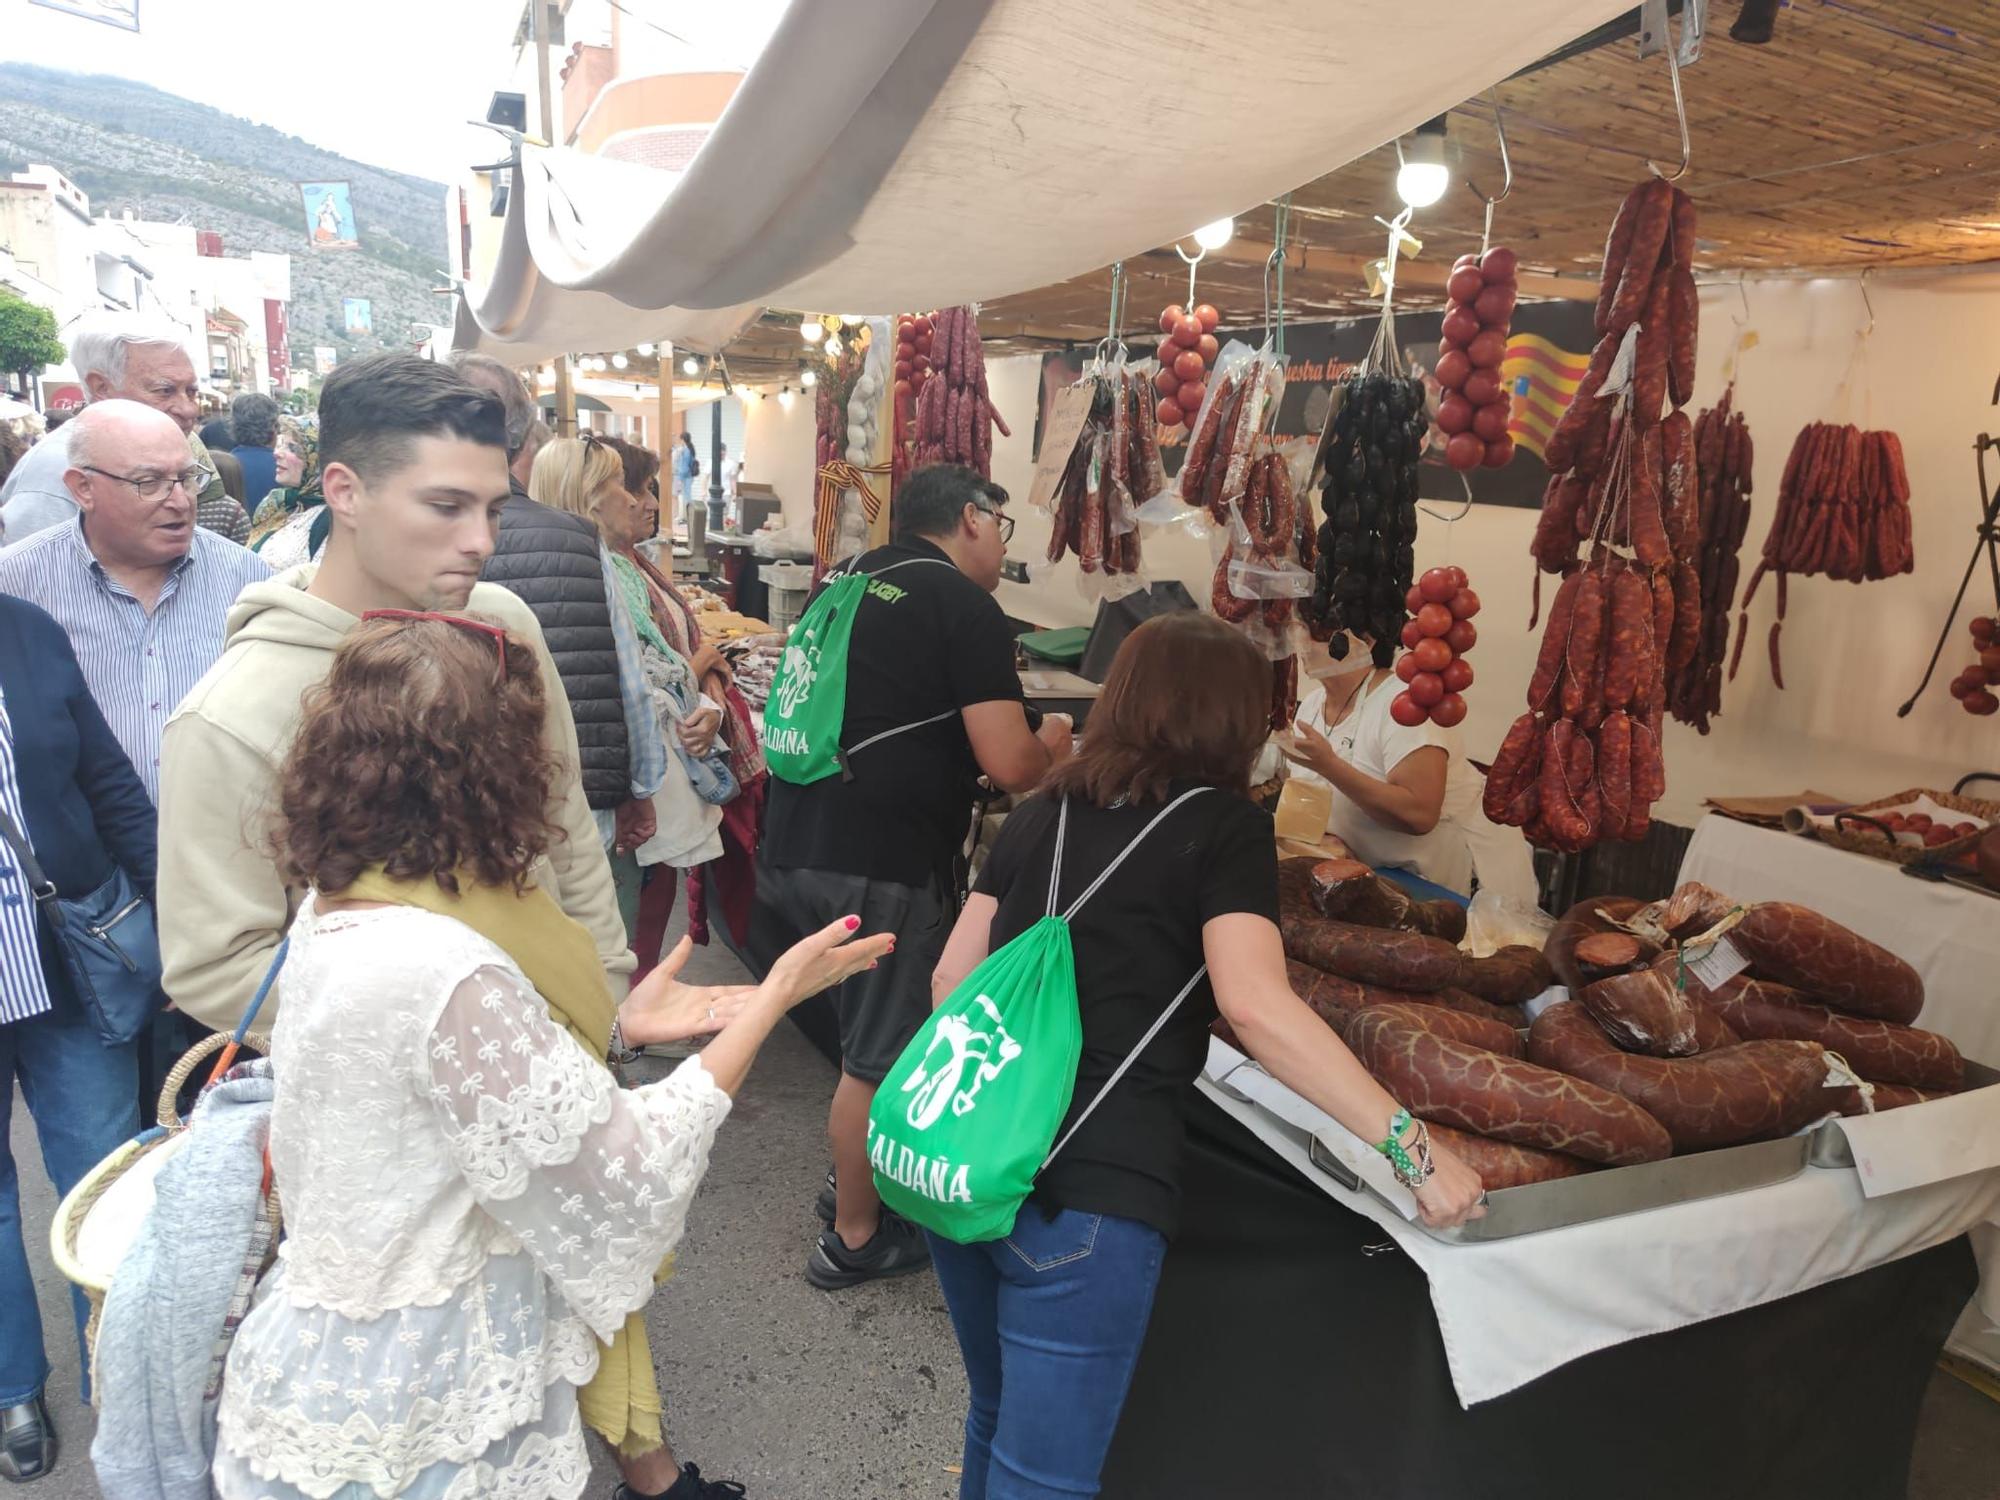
[968,0,2000,353]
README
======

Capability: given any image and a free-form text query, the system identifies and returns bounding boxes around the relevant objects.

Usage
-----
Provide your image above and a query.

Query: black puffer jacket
[482,482,630,809]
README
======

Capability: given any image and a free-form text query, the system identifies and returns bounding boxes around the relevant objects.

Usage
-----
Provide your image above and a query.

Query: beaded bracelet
[1373,1108,1436,1190]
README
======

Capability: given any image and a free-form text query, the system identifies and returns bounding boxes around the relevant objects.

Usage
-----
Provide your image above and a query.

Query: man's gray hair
[449,352,539,459]
[68,314,191,389]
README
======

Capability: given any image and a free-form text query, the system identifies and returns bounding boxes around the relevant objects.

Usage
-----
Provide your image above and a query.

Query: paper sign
[1027,381,1096,515]
[1598,323,1642,399]
[1684,934,1751,992]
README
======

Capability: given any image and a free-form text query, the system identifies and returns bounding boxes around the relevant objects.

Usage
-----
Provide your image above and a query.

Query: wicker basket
[1817,786,2000,867]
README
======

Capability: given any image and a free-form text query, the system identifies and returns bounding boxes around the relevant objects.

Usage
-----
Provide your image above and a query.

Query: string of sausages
[1046,367,1160,577]
[1665,385,1755,732]
[1728,421,1914,687]
[1497,177,1700,854]
[909,305,1009,478]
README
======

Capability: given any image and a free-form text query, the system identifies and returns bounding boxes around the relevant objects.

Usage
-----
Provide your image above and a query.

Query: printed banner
[1035,299,1597,510]
[29,0,138,31]
[299,182,359,249]
[313,346,338,376]
[342,298,373,336]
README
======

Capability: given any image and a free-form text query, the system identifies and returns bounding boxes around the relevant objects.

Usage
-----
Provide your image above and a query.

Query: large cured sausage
[1282,962,1520,1030]
[1697,975,1963,1092]
[1344,1001,1523,1061]
[1528,999,1841,1151]
[1424,1120,1593,1189]
[1578,955,1701,1058]
[1284,916,1468,994]
[1345,1007,1672,1166]
[1730,904,1924,1025]
[1307,858,1467,942]
[1546,897,1647,993]
[1458,945,1554,1007]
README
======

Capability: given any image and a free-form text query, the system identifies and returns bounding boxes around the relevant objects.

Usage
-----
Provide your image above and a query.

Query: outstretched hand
[618,937,757,1048]
[761,917,896,1012]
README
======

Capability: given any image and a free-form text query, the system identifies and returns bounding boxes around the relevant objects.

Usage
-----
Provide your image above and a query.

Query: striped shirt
[0,686,55,1025]
[0,517,270,802]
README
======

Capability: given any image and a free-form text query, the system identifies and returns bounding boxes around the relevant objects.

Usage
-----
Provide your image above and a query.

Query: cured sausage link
[1701,975,1962,1091]
[1730,903,1924,1025]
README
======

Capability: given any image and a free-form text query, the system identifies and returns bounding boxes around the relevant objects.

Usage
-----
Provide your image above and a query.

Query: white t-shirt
[1291,674,1533,903]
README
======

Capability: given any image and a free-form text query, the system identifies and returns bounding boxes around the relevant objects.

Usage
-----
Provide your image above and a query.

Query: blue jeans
[0,985,140,1404]
[928,1207,1167,1500]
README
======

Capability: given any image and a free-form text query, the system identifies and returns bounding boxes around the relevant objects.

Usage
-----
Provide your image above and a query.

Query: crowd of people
[0,318,1484,1500]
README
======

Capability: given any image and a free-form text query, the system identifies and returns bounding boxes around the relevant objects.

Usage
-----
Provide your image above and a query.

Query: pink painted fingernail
[844,916,861,932]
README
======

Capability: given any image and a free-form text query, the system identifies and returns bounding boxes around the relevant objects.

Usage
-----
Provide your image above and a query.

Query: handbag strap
[0,801,57,899]
[203,937,290,1089]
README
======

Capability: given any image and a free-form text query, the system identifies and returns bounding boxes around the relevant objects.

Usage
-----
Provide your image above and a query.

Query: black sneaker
[0,1392,55,1482]
[813,1166,836,1223]
[804,1210,932,1289]
[611,1461,748,1499]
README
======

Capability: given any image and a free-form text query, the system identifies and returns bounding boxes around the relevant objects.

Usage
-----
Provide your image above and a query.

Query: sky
[5,0,790,185]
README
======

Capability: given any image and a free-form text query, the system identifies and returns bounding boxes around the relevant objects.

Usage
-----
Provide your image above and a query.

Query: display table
[1678,813,2000,1063]
[1101,1094,1979,1500]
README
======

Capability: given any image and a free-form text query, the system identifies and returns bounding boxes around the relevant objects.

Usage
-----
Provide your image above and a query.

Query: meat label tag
[1684,934,1751,991]
[1027,381,1096,515]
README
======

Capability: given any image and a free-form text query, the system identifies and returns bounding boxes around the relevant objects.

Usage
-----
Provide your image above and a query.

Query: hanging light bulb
[800,315,824,344]
[778,385,795,409]
[681,354,700,376]
[636,342,655,356]
[1193,217,1235,251]
[800,367,818,388]
[1395,116,1451,209]
[611,352,629,369]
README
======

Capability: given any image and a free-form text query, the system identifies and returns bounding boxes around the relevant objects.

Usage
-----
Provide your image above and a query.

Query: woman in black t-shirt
[925,613,1484,1500]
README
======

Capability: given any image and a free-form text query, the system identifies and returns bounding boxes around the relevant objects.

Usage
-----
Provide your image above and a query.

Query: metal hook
[1858,270,1876,339]
[1736,278,1751,324]
[1092,261,1128,369]
[1174,241,1207,309]
[1465,89,1513,255]
[1646,14,1692,182]
[1419,470,1476,524]
[1262,195,1292,360]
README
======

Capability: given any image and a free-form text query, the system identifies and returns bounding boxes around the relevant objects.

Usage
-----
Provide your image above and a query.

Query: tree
[0,290,65,391]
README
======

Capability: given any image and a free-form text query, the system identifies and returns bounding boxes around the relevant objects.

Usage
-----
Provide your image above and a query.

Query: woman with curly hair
[209,612,891,1500]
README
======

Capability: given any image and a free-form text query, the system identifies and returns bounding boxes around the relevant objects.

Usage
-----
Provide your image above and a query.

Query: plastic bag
[752,520,816,558]
[1463,888,1555,960]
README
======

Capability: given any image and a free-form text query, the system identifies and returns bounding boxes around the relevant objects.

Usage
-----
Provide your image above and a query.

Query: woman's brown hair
[1043,612,1271,807]
[275,615,560,896]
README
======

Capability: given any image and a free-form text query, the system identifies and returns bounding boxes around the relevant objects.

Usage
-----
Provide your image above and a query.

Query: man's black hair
[319,352,508,482]
[894,463,1000,542]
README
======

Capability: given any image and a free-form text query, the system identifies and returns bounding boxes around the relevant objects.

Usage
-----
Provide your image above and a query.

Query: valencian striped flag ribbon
[1500,332,1592,462]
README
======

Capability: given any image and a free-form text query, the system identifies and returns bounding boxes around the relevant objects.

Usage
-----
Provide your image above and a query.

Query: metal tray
[1806,1059,2000,1168]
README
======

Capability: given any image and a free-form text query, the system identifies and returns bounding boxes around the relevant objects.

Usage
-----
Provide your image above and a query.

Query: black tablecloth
[1101,1095,1977,1500]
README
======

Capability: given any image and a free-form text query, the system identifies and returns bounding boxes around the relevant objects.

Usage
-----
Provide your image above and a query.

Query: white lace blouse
[211,899,732,1500]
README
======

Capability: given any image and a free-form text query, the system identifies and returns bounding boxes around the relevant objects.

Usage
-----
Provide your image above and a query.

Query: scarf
[342,868,667,1458]
[624,546,770,788]
[609,551,674,657]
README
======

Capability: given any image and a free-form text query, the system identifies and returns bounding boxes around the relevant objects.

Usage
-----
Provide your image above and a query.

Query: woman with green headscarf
[247,416,328,569]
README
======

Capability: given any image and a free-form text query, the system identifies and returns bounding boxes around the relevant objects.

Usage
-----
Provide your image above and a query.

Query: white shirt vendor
[1282,644,1535,904]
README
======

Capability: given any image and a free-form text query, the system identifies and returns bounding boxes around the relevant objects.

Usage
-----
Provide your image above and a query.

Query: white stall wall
[741,390,820,524]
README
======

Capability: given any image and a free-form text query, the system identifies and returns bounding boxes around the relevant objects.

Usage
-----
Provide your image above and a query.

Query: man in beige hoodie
[159,353,634,1033]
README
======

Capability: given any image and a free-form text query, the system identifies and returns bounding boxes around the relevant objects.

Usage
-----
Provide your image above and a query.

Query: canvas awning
[454,0,1633,363]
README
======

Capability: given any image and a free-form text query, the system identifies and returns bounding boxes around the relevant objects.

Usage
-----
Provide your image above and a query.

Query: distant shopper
[246,417,327,570]
[198,415,234,453]
[227,391,280,512]
[0,314,248,545]
[672,430,698,516]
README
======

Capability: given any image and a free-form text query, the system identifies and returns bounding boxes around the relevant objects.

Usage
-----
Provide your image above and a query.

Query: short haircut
[68,314,189,387]
[894,463,997,542]
[600,434,660,497]
[527,435,623,525]
[229,391,280,448]
[449,351,538,458]
[198,416,235,451]
[318,353,507,482]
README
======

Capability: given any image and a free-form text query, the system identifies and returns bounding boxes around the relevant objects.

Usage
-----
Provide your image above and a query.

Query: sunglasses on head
[360,610,512,683]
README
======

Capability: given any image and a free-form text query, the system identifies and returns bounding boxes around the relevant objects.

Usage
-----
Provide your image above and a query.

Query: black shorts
[755,863,951,1083]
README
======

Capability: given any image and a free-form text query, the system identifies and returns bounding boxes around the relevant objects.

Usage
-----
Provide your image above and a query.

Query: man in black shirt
[759,464,1072,1287]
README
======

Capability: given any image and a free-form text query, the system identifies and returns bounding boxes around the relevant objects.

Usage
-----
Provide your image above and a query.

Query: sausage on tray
[1346,1006,1672,1166]
[1528,999,1841,1152]
[1458,945,1554,1007]
[1730,903,1925,1025]
[1344,1001,1523,1062]
[1424,1120,1594,1190]
[1578,955,1702,1058]
[1698,975,1963,1092]
[1282,911,1469,994]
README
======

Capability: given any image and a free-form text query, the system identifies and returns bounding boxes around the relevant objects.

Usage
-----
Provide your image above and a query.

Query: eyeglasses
[360,609,512,683]
[973,504,1015,545]
[80,465,205,502]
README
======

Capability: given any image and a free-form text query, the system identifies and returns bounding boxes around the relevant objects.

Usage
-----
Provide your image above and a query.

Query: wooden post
[656,344,674,538]
[531,1,576,436]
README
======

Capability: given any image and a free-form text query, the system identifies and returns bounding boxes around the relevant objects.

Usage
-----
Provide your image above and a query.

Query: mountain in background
[0,62,452,365]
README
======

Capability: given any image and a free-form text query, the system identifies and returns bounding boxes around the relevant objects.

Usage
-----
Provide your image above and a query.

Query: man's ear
[320,460,363,521]
[63,468,93,513]
[83,373,113,402]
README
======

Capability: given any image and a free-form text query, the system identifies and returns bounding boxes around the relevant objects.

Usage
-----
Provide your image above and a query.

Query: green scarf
[609,551,672,657]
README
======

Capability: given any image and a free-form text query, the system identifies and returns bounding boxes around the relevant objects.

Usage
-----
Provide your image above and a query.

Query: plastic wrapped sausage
[1578,955,1701,1058]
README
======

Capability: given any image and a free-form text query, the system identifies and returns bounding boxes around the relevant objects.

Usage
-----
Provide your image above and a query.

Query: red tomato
[1982,647,2000,674]
[1453,253,1480,271]
[1472,402,1511,442]
[1441,306,1481,345]
[1154,365,1181,398]
[1159,304,1185,335]
[1925,824,1958,848]
[1390,691,1428,727]
[1906,813,1934,834]
[1178,381,1207,414]
[1400,619,1424,650]
[1445,618,1477,654]
[1174,349,1205,383]
[1444,431,1484,471]
[1973,616,1997,641]
[913,315,933,337]
[1463,370,1502,407]
[1430,692,1468,728]
[898,324,916,346]
[1405,584,1426,614]
[1447,266,1484,304]
[1194,303,1220,333]
[1395,653,1421,684]
[1482,435,1517,468]
[895,359,913,380]
[893,377,911,397]
[913,333,932,356]
[1156,397,1185,428]
[1435,394,1475,437]
[1445,565,1468,589]
[1197,333,1220,363]
[1480,245,1519,281]
[1418,567,1458,604]
[912,353,930,373]
[1474,283,1517,327]
[1880,813,1907,831]
[1416,603,1454,639]
[1408,671,1445,708]
[1449,587,1482,620]
[1173,316,1203,347]
[1411,636,1452,672]
[1970,692,2000,716]
[1441,657,1474,693]
[1436,349,1472,391]
[1956,822,1980,837]
[1468,329,1508,368]
[1951,673,1977,699]
[1157,337,1178,368]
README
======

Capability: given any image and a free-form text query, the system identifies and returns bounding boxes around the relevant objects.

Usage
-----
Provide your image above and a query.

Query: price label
[1027,381,1096,516]
[1683,934,1750,992]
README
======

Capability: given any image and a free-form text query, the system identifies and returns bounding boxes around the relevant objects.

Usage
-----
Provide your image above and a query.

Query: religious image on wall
[29,0,139,31]
[343,298,373,336]
[1035,298,1596,510]
[313,346,338,376]
[299,182,360,249]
